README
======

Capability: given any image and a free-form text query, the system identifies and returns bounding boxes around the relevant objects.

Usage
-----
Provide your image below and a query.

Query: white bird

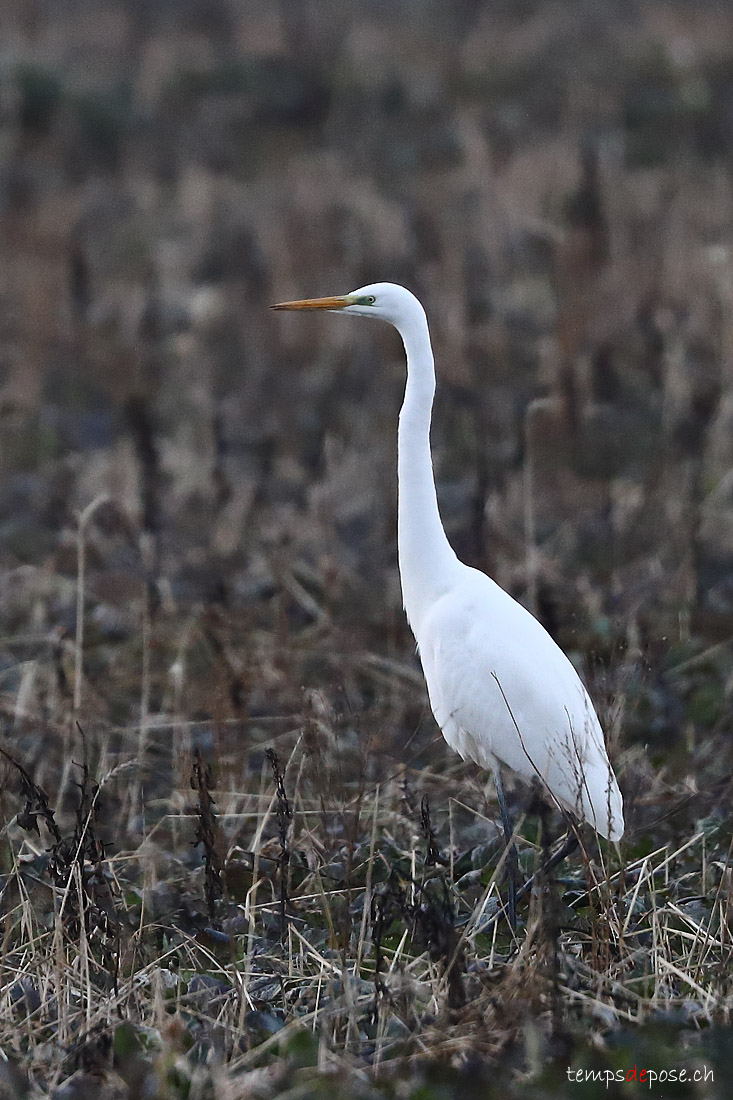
[272,283,624,853]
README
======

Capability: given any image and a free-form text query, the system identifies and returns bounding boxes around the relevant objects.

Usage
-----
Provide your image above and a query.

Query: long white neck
[396,305,461,634]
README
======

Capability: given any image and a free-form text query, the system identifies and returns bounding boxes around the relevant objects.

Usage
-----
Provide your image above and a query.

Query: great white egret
[272,283,624,902]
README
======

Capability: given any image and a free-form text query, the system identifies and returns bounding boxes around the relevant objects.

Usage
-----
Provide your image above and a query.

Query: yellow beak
[271,295,351,311]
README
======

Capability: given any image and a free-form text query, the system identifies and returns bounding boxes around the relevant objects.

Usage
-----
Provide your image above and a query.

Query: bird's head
[272,282,423,330]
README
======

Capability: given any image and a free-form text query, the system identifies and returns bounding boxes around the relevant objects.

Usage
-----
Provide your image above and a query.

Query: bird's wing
[417,575,623,838]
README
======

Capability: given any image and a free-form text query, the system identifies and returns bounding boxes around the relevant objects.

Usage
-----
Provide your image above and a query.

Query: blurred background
[2,0,733,800]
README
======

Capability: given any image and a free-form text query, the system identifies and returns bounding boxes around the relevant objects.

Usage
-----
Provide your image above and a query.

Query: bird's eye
[367,295,376,305]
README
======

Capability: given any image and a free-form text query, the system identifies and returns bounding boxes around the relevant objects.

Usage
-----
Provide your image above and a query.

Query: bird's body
[273,282,624,842]
[417,568,622,837]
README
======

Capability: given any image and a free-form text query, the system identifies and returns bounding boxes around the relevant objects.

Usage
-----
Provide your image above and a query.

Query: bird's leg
[472,827,583,936]
[515,827,580,905]
[493,767,518,930]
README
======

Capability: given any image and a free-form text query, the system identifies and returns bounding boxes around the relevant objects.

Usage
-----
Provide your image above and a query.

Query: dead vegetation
[0,0,733,1096]
[0,714,730,1098]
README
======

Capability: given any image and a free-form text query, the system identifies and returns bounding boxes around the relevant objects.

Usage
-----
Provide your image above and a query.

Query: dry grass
[1,1,733,1096]
[0,586,730,1097]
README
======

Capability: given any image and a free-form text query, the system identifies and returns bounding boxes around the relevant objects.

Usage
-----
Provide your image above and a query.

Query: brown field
[0,2,732,1096]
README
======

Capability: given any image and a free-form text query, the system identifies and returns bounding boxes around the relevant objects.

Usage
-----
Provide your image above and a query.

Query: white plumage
[273,282,624,842]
